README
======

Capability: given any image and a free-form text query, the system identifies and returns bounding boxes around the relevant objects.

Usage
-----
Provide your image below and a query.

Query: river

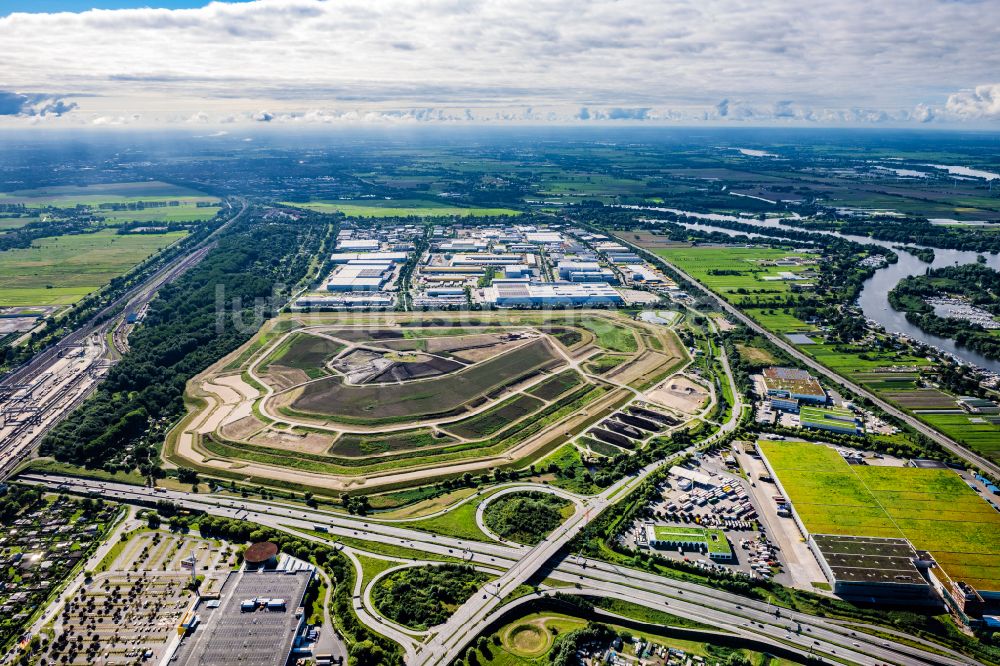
[629,206,1000,373]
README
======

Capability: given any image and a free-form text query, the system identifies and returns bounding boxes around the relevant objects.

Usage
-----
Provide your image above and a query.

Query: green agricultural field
[0,215,38,231]
[918,413,1000,462]
[101,204,220,224]
[583,353,630,374]
[0,181,217,207]
[328,429,456,457]
[525,370,584,401]
[759,440,1000,591]
[282,199,520,217]
[442,393,545,439]
[655,246,821,334]
[259,331,345,377]
[0,228,187,306]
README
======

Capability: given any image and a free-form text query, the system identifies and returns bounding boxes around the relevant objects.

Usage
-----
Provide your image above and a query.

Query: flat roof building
[170,565,314,666]
[483,282,623,307]
[326,264,393,292]
[557,261,616,283]
[294,294,394,309]
[669,465,713,488]
[762,367,826,404]
[644,524,733,561]
[808,534,935,604]
[330,251,408,264]
[337,239,380,251]
[800,405,862,435]
[452,253,526,267]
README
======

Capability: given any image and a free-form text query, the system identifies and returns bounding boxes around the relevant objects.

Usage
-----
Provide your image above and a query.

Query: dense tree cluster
[0,484,42,522]
[371,564,487,630]
[548,623,616,666]
[481,491,571,544]
[802,216,1000,253]
[40,208,329,473]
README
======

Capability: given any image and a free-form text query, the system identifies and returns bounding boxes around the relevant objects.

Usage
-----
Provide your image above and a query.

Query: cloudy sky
[1,0,999,128]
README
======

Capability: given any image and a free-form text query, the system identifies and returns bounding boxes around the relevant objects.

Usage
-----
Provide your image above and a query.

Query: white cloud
[0,0,998,126]
[945,83,1000,119]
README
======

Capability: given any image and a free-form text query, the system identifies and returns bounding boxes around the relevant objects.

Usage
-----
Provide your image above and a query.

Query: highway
[17,474,975,666]
[620,238,1000,480]
[0,199,247,480]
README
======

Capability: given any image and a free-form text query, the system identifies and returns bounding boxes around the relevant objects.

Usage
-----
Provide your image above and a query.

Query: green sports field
[759,440,1000,591]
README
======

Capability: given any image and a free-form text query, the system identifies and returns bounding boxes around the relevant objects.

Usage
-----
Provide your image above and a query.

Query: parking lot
[621,451,790,585]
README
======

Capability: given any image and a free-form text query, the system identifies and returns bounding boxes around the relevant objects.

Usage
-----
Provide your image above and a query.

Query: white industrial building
[326,262,393,292]
[483,281,623,307]
[452,253,527,267]
[557,261,617,283]
[503,264,533,279]
[337,239,380,251]
[525,231,563,244]
[330,251,409,264]
[669,465,714,488]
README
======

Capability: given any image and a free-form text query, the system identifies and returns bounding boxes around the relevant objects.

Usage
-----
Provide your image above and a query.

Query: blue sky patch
[0,1,253,15]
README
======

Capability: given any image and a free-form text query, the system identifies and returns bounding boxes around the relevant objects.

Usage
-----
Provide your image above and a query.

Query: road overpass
[17,471,975,666]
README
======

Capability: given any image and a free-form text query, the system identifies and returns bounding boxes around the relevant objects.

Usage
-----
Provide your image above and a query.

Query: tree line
[40,206,331,474]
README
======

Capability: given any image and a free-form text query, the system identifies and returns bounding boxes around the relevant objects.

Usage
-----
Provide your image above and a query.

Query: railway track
[0,199,247,480]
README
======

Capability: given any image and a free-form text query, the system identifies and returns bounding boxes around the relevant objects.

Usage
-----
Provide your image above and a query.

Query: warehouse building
[295,294,394,309]
[762,367,827,411]
[325,263,393,292]
[669,465,714,488]
[483,282,623,307]
[337,239,380,251]
[452,253,527,267]
[170,550,315,666]
[556,261,617,283]
[329,251,409,264]
[525,231,563,244]
[808,534,936,604]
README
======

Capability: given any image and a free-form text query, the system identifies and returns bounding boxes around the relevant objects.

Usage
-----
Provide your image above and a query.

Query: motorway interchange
[17,465,976,666]
[5,283,988,666]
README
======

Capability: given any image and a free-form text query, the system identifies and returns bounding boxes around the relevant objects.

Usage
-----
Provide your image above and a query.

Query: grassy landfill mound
[288,337,560,422]
[260,332,344,375]
[442,393,545,439]
[759,440,1000,591]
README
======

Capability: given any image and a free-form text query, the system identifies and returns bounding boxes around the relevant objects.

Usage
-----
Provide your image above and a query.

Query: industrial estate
[2,131,1000,666]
